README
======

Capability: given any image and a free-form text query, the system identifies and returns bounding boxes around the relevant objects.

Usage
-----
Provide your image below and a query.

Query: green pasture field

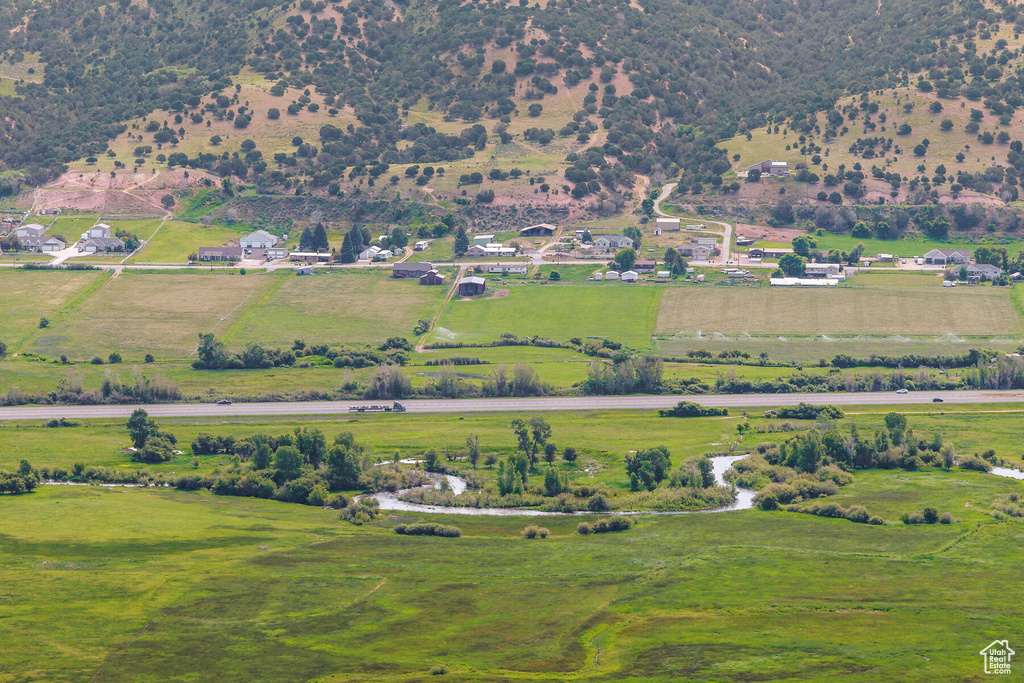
[27,271,274,359]
[4,436,1024,680]
[129,221,253,263]
[811,233,1024,259]
[0,269,108,348]
[656,284,1023,337]
[432,283,663,349]
[226,268,448,348]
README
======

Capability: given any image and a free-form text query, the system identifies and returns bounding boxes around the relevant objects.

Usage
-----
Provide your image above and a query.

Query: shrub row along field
[3,269,1023,361]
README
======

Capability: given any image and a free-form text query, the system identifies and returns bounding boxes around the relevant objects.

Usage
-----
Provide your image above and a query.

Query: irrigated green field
[226,269,449,348]
[433,284,663,349]
[28,271,274,359]
[129,220,250,263]
[656,284,1023,336]
[4,456,1024,681]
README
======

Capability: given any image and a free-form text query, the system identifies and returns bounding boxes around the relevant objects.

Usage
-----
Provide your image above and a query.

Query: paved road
[1,391,1022,422]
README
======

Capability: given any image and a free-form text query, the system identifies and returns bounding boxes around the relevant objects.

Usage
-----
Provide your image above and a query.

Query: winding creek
[369,455,757,517]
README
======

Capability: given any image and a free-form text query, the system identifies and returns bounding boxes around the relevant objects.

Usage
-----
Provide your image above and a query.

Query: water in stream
[370,454,756,517]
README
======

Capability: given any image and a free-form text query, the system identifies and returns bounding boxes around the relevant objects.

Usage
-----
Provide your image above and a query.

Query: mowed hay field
[656,286,1024,336]
[29,272,273,359]
[434,285,663,349]
[0,269,107,346]
[227,269,448,347]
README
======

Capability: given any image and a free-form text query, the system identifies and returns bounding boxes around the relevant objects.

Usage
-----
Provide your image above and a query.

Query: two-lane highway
[0,390,1022,421]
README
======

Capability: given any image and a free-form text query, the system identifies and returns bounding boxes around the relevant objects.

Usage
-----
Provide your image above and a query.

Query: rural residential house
[748,159,790,176]
[924,248,970,266]
[15,223,47,250]
[593,234,635,252]
[488,264,528,275]
[678,245,712,261]
[198,247,243,262]
[804,263,841,278]
[748,247,794,259]
[519,224,556,237]
[634,260,657,273]
[358,245,382,260]
[289,251,332,263]
[467,244,516,257]
[41,237,65,252]
[964,263,1002,279]
[458,275,486,296]
[419,270,446,286]
[393,261,434,278]
[240,230,278,249]
[81,236,125,253]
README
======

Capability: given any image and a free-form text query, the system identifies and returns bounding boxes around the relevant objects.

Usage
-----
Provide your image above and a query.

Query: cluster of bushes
[769,403,844,420]
[901,507,956,525]
[192,334,298,370]
[658,401,728,418]
[786,501,885,525]
[0,461,38,494]
[393,523,462,537]
[522,525,549,539]
[339,499,380,525]
[577,517,633,535]
[991,493,1024,519]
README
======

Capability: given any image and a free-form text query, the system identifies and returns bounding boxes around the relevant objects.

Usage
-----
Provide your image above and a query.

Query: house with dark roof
[419,270,446,286]
[519,223,556,237]
[393,261,434,278]
[198,247,243,262]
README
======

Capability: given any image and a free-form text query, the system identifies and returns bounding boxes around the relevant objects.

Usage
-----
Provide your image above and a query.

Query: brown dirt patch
[735,222,802,242]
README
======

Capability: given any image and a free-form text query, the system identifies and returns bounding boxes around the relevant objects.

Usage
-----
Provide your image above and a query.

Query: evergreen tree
[339,231,356,263]
[312,223,329,251]
[350,228,365,255]
[299,226,314,252]
[453,227,469,255]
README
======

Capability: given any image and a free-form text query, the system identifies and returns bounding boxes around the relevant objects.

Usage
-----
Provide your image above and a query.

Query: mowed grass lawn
[29,272,274,359]
[656,285,1023,336]
[226,269,447,347]
[434,284,662,349]
[130,220,250,263]
[0,269,107,347]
